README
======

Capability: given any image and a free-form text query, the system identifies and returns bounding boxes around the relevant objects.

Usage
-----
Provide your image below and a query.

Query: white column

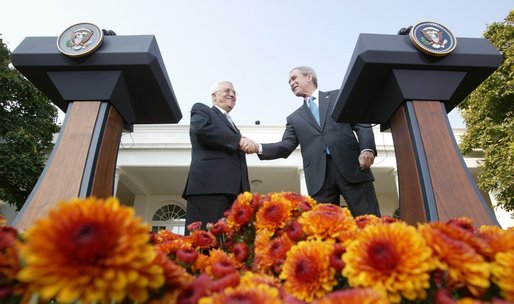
[489,191,514,229]
[297,167,308,195]
[113,167,121,197]
[389,169,400,218]
[392,169,399,199]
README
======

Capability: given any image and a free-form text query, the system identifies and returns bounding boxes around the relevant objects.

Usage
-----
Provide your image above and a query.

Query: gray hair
[210,81,233,94]
[210,81,233,103]
[290,66,318,88]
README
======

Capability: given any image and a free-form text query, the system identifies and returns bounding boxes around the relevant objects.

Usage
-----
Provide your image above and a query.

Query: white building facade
[2,124,513,232]
[114,124,513,233]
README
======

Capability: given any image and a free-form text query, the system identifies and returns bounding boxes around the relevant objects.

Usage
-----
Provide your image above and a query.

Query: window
[151,202,186,235]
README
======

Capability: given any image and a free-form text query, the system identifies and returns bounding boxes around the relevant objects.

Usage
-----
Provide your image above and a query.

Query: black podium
[11,35,181,230]
[332,33,502,227]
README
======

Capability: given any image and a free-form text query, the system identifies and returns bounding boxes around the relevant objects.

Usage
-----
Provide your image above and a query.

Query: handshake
[239,136,259,154]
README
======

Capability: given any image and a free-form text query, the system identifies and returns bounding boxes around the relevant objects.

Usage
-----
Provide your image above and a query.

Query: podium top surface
[332,33,502,124]
[12,35,182,124]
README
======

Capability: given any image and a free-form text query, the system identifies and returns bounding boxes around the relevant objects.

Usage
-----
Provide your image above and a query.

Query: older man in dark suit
[183,81,256,233]
[248,66,381,216]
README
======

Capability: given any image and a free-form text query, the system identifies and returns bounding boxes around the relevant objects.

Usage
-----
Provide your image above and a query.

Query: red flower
[177,274,212,304]
[211,260,236,278]
[210,272,241,293]
[209,220,228,236]
[233,242,250,263]
[231,204,253,227]
[176,247,199,265]
[269,234,294,260]
[0,226,18,250]
[447,217,475,234]
[329,243,346,273]
[187,221,202,233]
[284,220,305,242]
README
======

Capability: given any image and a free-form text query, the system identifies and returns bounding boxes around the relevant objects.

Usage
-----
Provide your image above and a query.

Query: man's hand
[358,150,375,169]
[239,137,259,154]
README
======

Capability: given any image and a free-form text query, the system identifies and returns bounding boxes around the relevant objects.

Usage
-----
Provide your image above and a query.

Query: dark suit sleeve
[259,118,299,160]
[352,123,377,156]
[191,103,241,151]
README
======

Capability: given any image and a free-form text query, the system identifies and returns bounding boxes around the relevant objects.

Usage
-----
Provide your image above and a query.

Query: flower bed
[1,193,513,303]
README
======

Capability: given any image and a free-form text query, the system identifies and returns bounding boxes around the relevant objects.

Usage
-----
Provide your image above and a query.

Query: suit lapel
[300,101,320,130]
[212,106,239,134]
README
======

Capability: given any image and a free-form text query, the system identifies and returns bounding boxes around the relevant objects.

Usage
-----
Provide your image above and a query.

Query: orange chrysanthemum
[152,229,183,244]
[17,197,164,303]
[192,252,210,273]
[343,222,435,303]
[354,214,381,229]
[189,230,218,250]
[477,225,514,261]
[418,222,490,296]
[280,240,336,302]
[202,283,283,304]
[491,250,514,301]
[255,193,294,231]
[313,288,389,304]
[153,250,193,290]
[154,238,190,257]
[204,249,237,279]
[299,204,357,242]
[253,229,274,273]
[278,192,317,214]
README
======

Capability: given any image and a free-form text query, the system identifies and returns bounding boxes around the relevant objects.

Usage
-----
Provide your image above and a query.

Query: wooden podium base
[13,101,123,230]
[389,100,499,227]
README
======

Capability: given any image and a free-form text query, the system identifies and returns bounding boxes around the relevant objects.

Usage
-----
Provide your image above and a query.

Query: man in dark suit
[183,81,256,233]
[249,66,381,216]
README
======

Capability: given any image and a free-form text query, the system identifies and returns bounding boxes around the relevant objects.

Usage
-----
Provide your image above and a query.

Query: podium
[11,35,182,230]
[332,33,502,226]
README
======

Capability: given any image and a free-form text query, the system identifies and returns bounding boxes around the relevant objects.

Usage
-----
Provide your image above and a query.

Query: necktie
[309,96,320,126]
[225,113,236,129]
[309,96,330,154]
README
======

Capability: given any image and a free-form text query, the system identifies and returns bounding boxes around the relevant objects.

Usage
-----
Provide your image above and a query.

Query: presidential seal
[409,21,457,56]
[57,23,104,57]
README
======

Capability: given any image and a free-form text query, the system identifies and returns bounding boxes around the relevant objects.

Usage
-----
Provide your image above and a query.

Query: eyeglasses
[216,88,238,96]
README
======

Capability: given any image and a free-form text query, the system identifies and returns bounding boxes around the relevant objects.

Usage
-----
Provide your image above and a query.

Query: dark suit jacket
[183,103,250,198]
[260,90,376,196]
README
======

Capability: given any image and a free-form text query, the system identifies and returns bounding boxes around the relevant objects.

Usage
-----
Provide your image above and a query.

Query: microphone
[397,26,412,35]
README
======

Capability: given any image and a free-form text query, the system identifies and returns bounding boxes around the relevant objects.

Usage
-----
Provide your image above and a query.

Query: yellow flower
[280,240,336,302]
[491,250,514,301]
[17,197,164,303]
[239,271,282,289]
[299,204,357,242]
[343,222,435,303]
[418,222,490,296]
